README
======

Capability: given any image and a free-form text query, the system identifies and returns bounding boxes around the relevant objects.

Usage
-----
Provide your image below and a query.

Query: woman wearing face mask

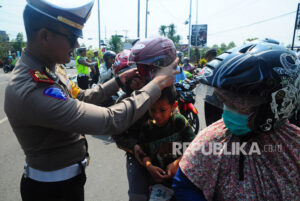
[172,41,300,201]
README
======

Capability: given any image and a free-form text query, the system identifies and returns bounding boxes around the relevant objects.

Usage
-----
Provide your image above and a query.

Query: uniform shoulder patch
[43,87,68,100]
[30,70,55,84]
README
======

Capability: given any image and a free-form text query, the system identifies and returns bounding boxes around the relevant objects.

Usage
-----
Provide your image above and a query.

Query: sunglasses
[47,28,78,48]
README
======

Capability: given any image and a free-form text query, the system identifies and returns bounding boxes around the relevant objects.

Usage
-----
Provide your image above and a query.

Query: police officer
[4,1,177,201]
[11,53,18,67]
[76,47,95,89]
[91,50,100,84]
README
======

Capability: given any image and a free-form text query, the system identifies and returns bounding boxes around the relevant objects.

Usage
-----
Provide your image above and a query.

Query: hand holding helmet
[128,37,179,90]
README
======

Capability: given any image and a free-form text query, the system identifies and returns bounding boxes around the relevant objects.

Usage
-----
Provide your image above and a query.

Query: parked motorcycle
[3,64,14,73]
[175,79,200,134]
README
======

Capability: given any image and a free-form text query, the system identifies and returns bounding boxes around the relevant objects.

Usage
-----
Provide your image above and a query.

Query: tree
[108,35,123,53]
[0,33,12,59]
[158,24,181,47]
[227,41,236,49]
[246,37,258,42]
[11,33,26,53]
[159,25,167,37]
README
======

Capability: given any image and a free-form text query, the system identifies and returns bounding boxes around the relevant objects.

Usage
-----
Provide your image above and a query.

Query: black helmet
[177,51,183,58]
[103,51,116,63]
[205,48,217,58]
[197,40,300,132]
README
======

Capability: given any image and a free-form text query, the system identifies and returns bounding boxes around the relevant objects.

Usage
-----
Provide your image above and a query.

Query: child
[113,85,195,200]
[134,85,195,194]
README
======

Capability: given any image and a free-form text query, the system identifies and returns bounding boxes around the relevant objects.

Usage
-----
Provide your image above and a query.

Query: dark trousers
[126,153,150,201]
[77,75,89,90]
[20,172,86,201]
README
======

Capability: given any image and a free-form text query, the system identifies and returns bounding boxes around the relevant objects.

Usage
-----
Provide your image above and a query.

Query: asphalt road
[0,67,206,201]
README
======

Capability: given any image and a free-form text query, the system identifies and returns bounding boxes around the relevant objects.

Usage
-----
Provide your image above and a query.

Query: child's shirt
[138,113,195,170]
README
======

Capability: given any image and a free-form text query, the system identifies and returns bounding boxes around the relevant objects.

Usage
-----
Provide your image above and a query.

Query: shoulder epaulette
[29,70,54,84]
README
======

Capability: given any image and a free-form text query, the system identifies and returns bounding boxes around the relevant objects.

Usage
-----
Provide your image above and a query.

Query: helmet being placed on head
[103,51,116,63]
[113,49,135,74]
[128,37,176,77]
[196,40,300,132]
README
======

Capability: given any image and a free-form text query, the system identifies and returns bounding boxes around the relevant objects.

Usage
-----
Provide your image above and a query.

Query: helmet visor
[195,83,268,114]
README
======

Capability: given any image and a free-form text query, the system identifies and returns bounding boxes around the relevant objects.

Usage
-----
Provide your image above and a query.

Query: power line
[209,10,296,36]
[205,0,260,22]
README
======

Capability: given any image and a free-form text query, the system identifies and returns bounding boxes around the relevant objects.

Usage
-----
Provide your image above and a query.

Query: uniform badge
[30,70,55,84]
[43,87,68,100]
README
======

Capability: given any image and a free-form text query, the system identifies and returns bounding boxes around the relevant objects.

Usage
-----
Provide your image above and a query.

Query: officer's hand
[152,58,179,90]
[129,77,146,90]
[119,68,140,86]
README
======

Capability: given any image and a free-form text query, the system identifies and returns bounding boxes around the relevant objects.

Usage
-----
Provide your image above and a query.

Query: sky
[0,0,299,49]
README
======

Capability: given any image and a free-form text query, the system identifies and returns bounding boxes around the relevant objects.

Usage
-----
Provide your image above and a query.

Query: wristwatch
[115,74,124,88]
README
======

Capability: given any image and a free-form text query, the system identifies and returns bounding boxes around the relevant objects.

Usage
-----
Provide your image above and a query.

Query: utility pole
[188,0,192,59]
[196,0,200,64]
[123,30,128,41]
[97,0,101,48]
[196,0,198,24]
[145,0,149,38]
[137,0,140,38]
[292,3,300,50]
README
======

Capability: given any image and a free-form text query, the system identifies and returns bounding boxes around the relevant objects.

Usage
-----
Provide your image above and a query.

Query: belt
[24,157,89,182]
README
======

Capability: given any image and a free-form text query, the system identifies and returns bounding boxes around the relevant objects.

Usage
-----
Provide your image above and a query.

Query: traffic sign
[191,24,207,47]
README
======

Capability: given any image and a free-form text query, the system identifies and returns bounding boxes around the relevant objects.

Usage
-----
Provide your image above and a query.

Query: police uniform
[91,51,100,84]
[4,1,161,201]
[76,47,90,89]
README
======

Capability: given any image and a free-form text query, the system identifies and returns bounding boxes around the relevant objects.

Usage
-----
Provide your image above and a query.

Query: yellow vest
[76,56,89,75]
[93,57,100,69]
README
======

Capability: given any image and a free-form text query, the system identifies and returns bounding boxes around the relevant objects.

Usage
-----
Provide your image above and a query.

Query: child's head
[149,85,177,127]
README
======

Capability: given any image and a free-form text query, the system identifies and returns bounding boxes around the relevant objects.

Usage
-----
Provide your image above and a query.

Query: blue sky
[0,0,299,48]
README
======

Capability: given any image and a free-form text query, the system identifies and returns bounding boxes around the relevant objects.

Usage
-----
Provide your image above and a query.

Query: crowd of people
[3,0,299,201]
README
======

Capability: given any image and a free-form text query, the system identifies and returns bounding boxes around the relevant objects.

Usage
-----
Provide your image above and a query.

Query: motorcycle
[3,64,14,73]
[175,79,200,134]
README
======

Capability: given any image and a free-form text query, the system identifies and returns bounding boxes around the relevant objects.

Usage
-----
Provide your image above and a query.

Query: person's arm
[77,57,94,67]
[24,81,160,136]
[22,59,178,136]
[142,156,171,183]
[166,156,182,177]
[172,167,207,201]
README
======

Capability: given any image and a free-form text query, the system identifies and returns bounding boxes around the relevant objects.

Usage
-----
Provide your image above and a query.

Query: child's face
[149,99,175,127]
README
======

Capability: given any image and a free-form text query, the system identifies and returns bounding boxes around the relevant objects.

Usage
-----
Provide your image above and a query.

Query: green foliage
[108,35,123,53]
[246,37,258,42]
[188,41,236,63]
[86,49,94,59]
[159,24,181,47]
[159,25,167,36]
[11,33,26,53]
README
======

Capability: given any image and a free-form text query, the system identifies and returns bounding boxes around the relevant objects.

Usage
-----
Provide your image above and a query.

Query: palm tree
[159,24,181,47]
[159,25,167,36]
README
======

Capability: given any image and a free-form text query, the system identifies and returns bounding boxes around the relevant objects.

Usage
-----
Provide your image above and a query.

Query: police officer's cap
[93,50,99,54]
[26,0,94,38]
